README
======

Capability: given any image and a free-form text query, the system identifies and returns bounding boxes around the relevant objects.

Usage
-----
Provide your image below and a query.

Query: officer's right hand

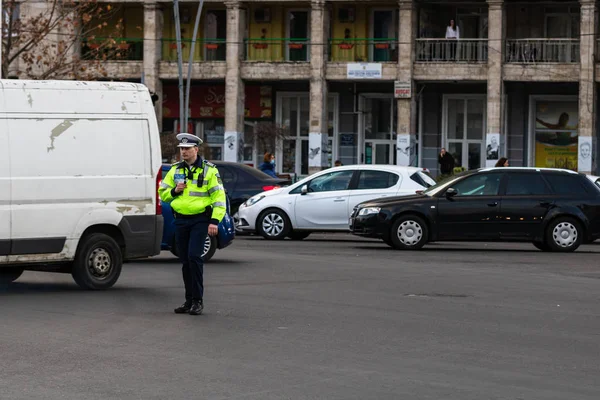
[175,182,186,193]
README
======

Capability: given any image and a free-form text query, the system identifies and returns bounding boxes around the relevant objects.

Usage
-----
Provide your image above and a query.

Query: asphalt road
[1,235,600,400]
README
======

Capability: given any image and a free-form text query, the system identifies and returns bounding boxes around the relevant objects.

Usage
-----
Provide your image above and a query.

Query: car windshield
[422,170,477,196]
[410,170,436,188]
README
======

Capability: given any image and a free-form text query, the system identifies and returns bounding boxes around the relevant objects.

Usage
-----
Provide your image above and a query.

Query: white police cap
[176,133,203,147]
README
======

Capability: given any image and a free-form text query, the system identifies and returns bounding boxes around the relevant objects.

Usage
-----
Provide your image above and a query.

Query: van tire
[72,233,122,290]
[0,267,24,284]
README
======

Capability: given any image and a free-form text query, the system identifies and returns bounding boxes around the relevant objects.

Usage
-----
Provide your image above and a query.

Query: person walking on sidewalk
[158,133,227,316]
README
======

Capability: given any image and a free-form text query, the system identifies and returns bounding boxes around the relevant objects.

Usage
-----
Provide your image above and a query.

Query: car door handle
[539,201,553,207]
[334,199,346,202]
[488,202,498,207]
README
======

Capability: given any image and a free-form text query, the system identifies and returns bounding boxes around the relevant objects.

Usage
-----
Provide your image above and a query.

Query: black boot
[189,300,203,316]
[174,301,192,314]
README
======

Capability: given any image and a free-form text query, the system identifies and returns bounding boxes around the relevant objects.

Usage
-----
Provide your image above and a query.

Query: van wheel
[288,232,310,240]
[390,215,428,250]
[203,235,217,262]
[258,209,290,240]
[0,267,24,284]
[546,217,582,252]
[72,233,122,290]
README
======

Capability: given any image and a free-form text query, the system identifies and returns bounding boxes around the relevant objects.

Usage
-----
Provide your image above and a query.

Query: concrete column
[144,3,163,130]
[224,1,245,163]
[486,0,504,167]
[396,0,417,166]
[579,0,597,174]
[308,0,328,174]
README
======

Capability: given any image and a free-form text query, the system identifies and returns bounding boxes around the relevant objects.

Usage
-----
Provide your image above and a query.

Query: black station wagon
[350,168,600,252]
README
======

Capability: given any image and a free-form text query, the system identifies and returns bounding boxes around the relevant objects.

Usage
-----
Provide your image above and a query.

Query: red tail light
[156,168,163,215]
[262,185,280,191]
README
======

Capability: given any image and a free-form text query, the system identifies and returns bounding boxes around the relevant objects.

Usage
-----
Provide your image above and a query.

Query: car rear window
[543,173,591,196]
[505,172,551,195]
[232,163,276,180]
[410,171,436,188]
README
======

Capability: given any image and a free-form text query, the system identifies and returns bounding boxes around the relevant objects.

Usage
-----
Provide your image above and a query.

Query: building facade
[8,0,600,179]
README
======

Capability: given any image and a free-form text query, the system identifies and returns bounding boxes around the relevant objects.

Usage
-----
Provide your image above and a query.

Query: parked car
[160,164,235,261]
[350,167,600,252]
[235,165,436,240]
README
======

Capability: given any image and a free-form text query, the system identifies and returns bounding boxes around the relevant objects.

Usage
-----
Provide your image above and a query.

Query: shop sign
[347,63,382,79]
[394,81,411,98]
[162,84,272,119]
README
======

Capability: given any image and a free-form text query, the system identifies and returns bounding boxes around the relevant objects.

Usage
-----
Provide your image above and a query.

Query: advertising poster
[486,133,500,167]
[396,134,417,166]
[534,101,579,171]
[578,136,593,173]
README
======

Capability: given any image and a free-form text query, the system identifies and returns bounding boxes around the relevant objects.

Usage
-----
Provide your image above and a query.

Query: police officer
[158,133,227,315]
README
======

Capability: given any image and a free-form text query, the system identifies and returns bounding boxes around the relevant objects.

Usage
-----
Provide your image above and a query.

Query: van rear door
[0,82,11,259]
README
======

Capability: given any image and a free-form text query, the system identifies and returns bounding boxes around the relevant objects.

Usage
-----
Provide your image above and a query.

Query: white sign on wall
[394,81,412,99]
[578,136,593,173]
[486,133,500,168]
[396,134,417,166]
[347,63,382,79]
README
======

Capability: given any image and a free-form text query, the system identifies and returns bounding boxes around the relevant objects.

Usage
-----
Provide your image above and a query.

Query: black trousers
[174,215,209,302]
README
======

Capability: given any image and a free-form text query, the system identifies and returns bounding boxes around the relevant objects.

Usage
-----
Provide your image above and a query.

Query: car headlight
[246,195,265,207]
[358,207,381,216]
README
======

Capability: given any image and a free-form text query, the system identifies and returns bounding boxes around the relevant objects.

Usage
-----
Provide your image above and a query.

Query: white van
[0,80,163,289]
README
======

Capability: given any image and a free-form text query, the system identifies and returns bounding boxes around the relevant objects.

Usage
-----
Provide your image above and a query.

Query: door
[498,172,554,239]
[287,10,309,61]
[361,96,396,164]
[371,10,396,62]
[203,10,227,61]
[436,172,503,240]
[348,169,401,212]
[444,97,486,171]
[0,107,10,257]
[294,170,355,229]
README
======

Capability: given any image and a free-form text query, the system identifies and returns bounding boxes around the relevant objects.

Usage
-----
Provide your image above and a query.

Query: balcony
[416,39,488,63]
[244,38,310,62]
[161,38,227,62]
[505,39,580,63]
[81,38,144,61]
[329,38,397,62]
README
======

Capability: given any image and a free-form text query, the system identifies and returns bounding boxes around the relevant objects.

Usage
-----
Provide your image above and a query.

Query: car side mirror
[445,188,457,198]
[301,184,308,195]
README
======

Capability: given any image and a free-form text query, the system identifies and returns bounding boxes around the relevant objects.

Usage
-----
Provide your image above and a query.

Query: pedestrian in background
[334,160,342,167]
[259,152,278,178]
[495,157,509,167]
[158,133,227,316]
[438,147,455,180]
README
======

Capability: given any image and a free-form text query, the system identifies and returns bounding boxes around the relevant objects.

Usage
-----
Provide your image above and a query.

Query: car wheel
[546,217,583,252]
[171,235,217,262]
[288,231,310,240]
[202,235,217,262]
[390,215,428,250]
[0,267,24,284]
[258,209,290,240]
[532,241,551,251]
[72,233,122,290]
[383,237,394,248]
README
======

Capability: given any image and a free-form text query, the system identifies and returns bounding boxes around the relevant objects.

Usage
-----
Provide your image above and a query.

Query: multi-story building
[7,0,599,179]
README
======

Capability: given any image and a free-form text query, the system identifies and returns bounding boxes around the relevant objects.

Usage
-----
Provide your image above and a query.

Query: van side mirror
[445,188,457,198]
[301,184,308,195]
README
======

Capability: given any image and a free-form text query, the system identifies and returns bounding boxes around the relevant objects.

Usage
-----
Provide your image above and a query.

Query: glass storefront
[361,95,397,165]
[444,95,486,170]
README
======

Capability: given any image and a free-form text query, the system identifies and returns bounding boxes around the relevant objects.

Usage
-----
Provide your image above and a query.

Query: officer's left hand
[208,224,218,236]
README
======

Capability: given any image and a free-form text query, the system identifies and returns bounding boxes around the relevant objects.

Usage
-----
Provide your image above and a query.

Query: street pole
[172,0,185,132]
[184,0,204,131]
[1,0,4,79]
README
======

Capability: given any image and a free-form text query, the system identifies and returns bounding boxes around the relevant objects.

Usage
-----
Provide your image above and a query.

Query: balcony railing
[416,39,488,63]
[81,38,143,61]
[329,38,397,62]
[505,39,580,63]
[161,38,226,62]
[244,38,309,62]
